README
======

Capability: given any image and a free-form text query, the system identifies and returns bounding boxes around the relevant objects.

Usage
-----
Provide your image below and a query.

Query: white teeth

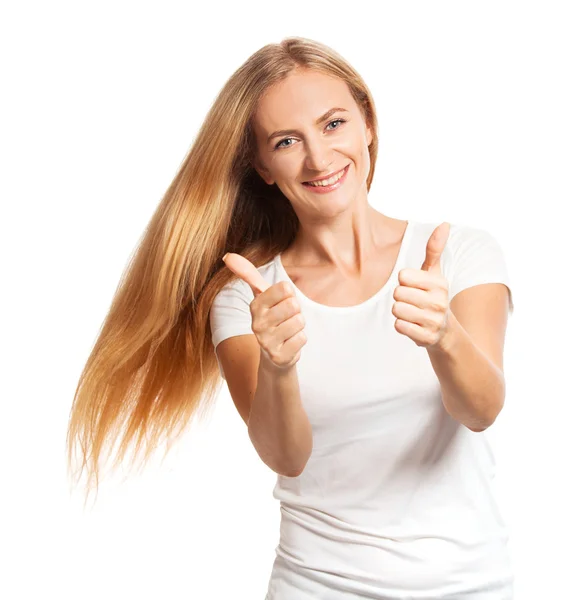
[306,167,346,187]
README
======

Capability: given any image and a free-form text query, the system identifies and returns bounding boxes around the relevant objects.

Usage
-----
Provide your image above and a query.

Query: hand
[392,222,453,350]
[222,253,308,369]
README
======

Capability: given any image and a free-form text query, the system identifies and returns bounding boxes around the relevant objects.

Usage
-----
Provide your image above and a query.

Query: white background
[1,1,570,598]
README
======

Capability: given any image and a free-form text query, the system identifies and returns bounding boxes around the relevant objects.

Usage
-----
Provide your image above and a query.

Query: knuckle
[431,316,442,329]
[250,298,260,316]
[252,318,267,336]
[288,297,299,311]
[430,296,447,312]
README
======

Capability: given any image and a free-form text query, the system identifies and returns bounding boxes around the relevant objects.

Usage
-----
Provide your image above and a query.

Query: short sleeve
[446,225,514,315]
[209,279,255,380]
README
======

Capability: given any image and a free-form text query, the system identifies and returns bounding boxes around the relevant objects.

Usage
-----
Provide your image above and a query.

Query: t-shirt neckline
[275,220,414,313]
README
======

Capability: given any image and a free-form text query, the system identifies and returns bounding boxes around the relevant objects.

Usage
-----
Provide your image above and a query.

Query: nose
[304,136,334,173]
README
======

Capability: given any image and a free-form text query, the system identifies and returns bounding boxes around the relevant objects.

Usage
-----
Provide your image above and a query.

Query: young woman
[67,36,515,599]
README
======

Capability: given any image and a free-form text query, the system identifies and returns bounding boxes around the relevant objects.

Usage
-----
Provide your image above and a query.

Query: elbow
[277,453,311,477]
[468,423,489,433]
[468,399,505,433]
[277,436,313,478]
[467,413,496,433]
[280,464,307,478]
[250,438,312,478]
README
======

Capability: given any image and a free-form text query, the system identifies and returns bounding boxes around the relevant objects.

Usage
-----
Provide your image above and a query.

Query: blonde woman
[67,37,515,599]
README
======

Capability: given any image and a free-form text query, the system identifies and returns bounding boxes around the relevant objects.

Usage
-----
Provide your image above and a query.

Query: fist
[222,253,308,369]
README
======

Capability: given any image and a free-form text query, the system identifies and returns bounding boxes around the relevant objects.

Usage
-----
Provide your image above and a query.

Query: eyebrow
[267,107,349,143]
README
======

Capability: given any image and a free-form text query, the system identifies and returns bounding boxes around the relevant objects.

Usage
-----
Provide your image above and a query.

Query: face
[251,69,373,218]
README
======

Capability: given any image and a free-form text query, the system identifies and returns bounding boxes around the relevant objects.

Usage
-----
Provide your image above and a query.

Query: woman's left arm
[426,285,509,433]
[392,222,510,432]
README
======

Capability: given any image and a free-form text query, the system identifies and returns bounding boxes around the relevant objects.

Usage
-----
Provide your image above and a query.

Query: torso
[279,217,409,308]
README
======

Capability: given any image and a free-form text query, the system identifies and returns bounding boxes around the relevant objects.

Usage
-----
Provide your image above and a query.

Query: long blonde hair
[66,36,380,504]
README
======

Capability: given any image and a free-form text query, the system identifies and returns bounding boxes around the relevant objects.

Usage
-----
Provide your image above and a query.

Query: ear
[366,124,373,147]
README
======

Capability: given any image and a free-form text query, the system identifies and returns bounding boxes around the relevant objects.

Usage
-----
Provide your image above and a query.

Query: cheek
[349,132,369,163]
[360,143,371,175]
[273,155,298,175]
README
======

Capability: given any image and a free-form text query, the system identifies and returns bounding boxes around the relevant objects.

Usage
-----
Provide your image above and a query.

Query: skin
[246,67,452,350]
[250,67,404,277]
[224,68,508,431]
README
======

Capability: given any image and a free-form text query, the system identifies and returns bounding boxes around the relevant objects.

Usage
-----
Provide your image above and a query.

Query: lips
[303,164,349,184]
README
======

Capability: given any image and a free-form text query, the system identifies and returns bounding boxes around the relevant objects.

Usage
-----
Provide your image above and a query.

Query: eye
[274,118,347,150]
[326,118,346,131]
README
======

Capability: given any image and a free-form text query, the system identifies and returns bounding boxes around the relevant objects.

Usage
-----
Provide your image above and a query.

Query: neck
[284,204,392,275]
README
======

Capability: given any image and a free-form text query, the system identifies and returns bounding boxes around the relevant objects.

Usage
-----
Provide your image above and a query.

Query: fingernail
[222,253,229,261]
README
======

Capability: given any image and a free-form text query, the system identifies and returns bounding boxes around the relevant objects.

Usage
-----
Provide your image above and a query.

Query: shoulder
[412,219,490,244]
[430,221,513,313]
[410,220,501,261]
[209,254,285,353]
[212,254,283,306]
[409,219,509,285]
[446,222,500,246]
[443,222,507,267]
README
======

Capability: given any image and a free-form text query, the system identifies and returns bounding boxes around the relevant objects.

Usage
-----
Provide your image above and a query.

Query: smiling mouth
[303,164,350,185]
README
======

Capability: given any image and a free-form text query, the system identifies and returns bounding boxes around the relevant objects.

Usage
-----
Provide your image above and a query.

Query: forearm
[427,311,505,432]
[248,350,313,477]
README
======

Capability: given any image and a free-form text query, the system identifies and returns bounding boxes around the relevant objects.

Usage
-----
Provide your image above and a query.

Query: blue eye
[274,118,347,150]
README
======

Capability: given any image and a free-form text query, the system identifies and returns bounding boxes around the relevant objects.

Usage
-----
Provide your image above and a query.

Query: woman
[67,37,515,599]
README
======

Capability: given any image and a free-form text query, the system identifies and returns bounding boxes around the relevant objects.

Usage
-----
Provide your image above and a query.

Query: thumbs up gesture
[222,253,308,370]
[392,222,452,349]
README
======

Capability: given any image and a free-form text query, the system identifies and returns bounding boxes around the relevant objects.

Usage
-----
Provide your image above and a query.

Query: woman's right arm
[247,349,312,477]
[218,251,313,477]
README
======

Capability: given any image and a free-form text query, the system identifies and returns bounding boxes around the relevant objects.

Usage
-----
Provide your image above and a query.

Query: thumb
[421,222,450,272]
[222,253,270,297]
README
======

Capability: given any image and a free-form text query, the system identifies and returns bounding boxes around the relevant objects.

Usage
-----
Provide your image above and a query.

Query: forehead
[253,70,355,132]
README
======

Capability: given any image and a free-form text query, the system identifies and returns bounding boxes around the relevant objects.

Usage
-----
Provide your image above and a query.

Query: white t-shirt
[209,220,515,599]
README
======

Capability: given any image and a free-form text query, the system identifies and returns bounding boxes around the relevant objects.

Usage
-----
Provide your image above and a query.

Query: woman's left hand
[392,222,453,350]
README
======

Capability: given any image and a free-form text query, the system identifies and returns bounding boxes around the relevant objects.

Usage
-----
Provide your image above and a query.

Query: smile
[302,164,350,192]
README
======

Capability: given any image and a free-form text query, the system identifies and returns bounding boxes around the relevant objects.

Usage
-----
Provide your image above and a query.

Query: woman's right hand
[222,252,307,370]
